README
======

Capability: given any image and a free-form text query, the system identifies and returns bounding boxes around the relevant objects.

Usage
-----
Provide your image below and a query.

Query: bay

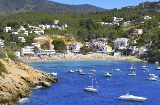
[17,60,160,105]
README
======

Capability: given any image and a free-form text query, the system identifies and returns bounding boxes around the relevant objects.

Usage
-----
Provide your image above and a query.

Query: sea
[16,60,160,105]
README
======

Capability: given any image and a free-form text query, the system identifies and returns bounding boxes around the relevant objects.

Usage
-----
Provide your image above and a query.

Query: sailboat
[84,73,98,93]
[128,70,136,76]
[128,63,136,70]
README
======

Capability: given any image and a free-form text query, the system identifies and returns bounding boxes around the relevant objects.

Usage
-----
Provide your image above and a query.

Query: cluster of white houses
[2,19,149,58]
[99,15,152,27]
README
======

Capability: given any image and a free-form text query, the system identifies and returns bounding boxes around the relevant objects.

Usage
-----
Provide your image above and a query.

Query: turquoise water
[17,60,160,105]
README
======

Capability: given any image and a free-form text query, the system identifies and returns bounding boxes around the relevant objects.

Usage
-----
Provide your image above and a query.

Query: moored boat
[156,66,160,70]
[128,71,136,76]
[68,70,74,73]
[103,72,112,77]
[146,74,158,81]
[84,73,98,93]
[118,93,147,102]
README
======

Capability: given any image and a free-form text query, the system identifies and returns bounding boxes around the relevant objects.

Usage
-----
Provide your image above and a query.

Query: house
[0,39,4,47]
[12,32,18,35]
[71,43,81,53]
[114,38,129,49]
[18,26,26,32]
[144,16,152,20]
[18,37,26,43]
[133,29,143,36]
[114,51,122,56]
[21,46,35,56]
[36,50,55,55]
[24,31,29,36]
[113,17,123,22]
[32,43,40,48]
[54,20,59,24]
[4,27,11,32]
[34,30,44,35]
[14,51,21,58]
[123,21,132,27]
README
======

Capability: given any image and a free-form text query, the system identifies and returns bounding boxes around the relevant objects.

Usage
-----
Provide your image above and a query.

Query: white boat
[142,65,146,70]
[84,73,98,93]
[128,71,136,76]
[76,69,82,72]
[79,72,86,75]
[118,93,147,102]
[90,69,96,73]
[128,63,136,70]
[156,66,160,70]
[146,74,158,81]
[155,61,159,64]
[115,68,120,71]
[68,70,74,73]
[103,72,112,77]
[51,72,57,76]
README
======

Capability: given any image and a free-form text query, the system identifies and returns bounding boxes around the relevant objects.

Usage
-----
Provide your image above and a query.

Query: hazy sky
[50,0,159,9]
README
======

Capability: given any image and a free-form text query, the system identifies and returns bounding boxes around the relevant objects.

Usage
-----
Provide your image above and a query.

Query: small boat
[68,70,74,73]
[79,71,86,75]
[76,69,82,72]
[103,72,112,77]
[115,68,120,71]
[155,61,159,64]
[90,69,96,73]
[142,65,146,70]
[128,63,136,70]
[51,72,57,76]
[118,93,147,102]
[128,71,136,76]
[156,66,160,70]
[84,73,98,93]
[146,74,158,81]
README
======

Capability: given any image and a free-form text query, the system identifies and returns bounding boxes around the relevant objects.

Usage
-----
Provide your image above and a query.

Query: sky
[51,0,159,9]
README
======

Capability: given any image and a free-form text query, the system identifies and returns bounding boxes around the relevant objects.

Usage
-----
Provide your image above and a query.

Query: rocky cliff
[0,58,58,105]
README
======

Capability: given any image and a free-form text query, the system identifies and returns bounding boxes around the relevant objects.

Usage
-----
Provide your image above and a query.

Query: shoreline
[0,58,59,105]
[21,53,143,62]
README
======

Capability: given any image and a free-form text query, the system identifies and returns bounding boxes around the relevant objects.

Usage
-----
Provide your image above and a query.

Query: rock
[41,81,51,87]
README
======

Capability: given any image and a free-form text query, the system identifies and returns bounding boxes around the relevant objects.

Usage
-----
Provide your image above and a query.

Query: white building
[113,17,123,22]
[133,29,143,35]
[18,37,26,43]
[144,16,152,20]
[0,39,4,47]
[114,38,129,49]
[4,27,11,32]
[72,43,81,53]
[21,46,35,56]
[14,51,21,58]
[123,21,132,27]
[36,50,55,55]
[32,43,41,48]
[34,30,44,35]
[54,20,59,24]
[18,26,26,32]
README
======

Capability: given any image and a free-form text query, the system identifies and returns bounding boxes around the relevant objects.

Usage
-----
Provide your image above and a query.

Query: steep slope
[0,57,58,104]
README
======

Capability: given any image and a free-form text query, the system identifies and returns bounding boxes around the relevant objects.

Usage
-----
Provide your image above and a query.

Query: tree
[52,38,66,53]
[41,41,50,50]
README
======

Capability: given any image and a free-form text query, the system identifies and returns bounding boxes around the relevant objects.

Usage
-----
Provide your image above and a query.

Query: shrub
[0,61,7,76]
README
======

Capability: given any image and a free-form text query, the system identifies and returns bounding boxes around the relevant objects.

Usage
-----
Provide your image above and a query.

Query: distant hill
[0,0,107,16]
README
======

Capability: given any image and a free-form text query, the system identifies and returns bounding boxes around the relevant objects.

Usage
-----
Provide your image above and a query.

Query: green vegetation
[0,1,160,62]
[0,61,7,76]
[52,38,66,53]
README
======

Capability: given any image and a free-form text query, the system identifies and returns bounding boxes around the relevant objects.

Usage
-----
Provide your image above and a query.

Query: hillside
[0,0,107,16]
[0,57,58,104]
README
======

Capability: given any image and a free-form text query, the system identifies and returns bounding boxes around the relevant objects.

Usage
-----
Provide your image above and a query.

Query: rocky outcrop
[0,58,59,105]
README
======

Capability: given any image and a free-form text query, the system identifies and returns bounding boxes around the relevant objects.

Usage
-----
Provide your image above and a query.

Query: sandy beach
[21,53,142,62]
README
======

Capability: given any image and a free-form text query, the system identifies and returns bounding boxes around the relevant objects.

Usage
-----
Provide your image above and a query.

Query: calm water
[17,60,160,105]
